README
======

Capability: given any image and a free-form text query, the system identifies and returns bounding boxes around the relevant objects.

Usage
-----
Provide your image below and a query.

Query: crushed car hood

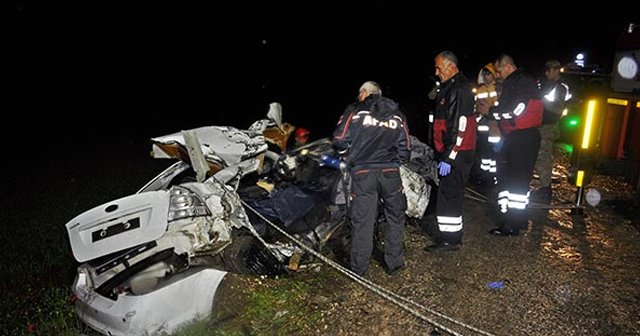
[150,126,268,168]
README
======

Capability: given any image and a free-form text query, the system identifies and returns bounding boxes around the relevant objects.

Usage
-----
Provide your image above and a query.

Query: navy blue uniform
[333,94,411,275]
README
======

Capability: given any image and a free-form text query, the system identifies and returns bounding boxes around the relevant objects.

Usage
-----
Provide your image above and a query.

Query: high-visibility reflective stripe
[497,190,530,212]
[475,91,497,99]
[438,223,463,232]
[508,201,527,209]
[497,197,508,213]
[437,216,462,232]
[459,116,467,131]
[429,114,434,123]
[437,216,462,224]
[561,83,572,101]
[498,190,509,213]
[508,192,528,202]
[480,163,496,173]
[449,150,458,160]
[493,113,501,120]
[481,158,497,173]
[544,87,557,102]
[488,136,500,143]
[545,84,572,102]
[478,125,490,132]
[502,114,513,119]
[513,102,525,116]
[456,136,463,146]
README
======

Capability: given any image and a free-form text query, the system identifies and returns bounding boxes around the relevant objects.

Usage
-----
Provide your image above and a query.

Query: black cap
[545,60,562,70]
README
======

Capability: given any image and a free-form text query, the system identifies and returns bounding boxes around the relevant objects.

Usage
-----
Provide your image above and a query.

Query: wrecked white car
[65,104,436,335]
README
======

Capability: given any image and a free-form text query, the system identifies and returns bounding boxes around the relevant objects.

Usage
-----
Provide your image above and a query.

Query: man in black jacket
[332,81,411,276]
[489,54,543,236]
[426,51,477,252]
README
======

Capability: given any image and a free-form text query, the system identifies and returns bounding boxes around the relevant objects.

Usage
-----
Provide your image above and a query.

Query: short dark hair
[496,54,516,68]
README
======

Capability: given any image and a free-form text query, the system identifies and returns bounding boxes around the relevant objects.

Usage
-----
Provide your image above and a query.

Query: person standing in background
[472,63,501,190]
[532,59,571,203]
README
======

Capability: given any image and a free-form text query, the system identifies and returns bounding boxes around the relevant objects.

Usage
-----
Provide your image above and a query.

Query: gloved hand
[492,140,503,153]
[438,161,451,176]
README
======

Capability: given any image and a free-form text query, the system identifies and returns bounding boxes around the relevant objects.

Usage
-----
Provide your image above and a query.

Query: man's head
[495,54,517,79]
[544,59,562,81]
[435,51,460,82]
[358,81,382,102]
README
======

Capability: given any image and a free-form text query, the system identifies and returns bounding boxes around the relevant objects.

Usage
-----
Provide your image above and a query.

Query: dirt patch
[208,149,640,336]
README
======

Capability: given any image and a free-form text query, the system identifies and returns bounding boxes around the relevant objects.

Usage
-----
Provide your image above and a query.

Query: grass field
[1,138,175,335]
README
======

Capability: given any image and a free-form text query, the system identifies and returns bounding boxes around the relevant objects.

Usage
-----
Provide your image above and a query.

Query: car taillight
[168,186,211,221]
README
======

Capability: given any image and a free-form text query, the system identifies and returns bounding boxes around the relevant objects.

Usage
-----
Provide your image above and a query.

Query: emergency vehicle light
[606,98,628,106]
[568,118,579,126]
[581,100,597,149]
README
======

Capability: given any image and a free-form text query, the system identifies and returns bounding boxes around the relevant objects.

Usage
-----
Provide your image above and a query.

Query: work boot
[424,242,461,252]
[488,227,520,236]
[384,263,405,275]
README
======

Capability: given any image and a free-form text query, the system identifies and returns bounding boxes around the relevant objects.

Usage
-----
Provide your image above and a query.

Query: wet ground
[214,150,640,336]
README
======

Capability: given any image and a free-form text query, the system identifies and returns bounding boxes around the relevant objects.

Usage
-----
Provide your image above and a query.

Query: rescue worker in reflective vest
[488,54,543,236]
[426,51,476,252]
[532,60,572,203]
[473,63,501,189]
[332,81,411,276]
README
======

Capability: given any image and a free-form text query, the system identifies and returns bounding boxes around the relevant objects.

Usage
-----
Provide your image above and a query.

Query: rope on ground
[241,199,496,336]
[465,186,582,210]
[465,186,489,202]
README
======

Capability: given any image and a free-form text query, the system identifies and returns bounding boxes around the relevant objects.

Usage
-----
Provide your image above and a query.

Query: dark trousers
[475,133,498,186]
[349,167,406,275]
[496,128,541,231]
[436,150,474,244]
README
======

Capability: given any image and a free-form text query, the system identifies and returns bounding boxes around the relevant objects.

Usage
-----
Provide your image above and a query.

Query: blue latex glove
[492,140,503,153]
[438,161,451,176]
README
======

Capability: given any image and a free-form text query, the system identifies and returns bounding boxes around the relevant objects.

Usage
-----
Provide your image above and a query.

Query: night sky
[10,2,637,155]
